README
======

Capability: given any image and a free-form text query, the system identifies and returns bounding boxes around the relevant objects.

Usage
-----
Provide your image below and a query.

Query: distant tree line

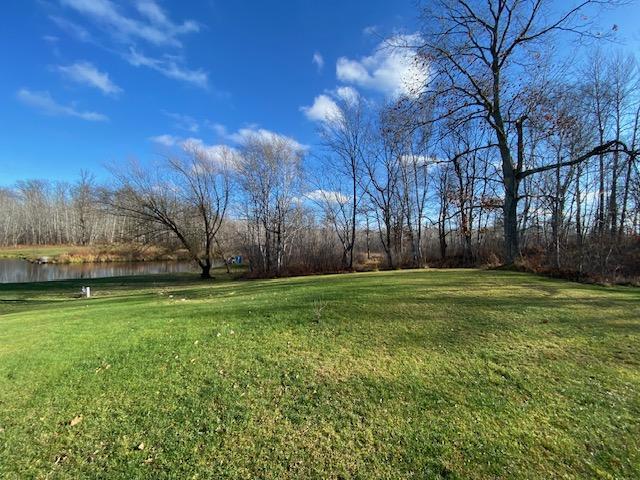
[1,1,638,282]
[0,172,128,246]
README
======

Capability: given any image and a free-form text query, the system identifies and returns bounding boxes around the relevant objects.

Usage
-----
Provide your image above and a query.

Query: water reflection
[0,259,199,284]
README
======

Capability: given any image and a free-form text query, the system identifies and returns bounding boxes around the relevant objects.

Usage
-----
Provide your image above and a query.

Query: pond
[0,258,200,284]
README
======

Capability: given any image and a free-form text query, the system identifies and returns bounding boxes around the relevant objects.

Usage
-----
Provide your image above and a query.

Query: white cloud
[300,87,359,124]
[226,127,307,152]
[151,125,306,164]
[305,189,350,204]
[60,0,198,47]
[301,94,341,123]
[149,134,179,146]
[163,111,199,132]
[336,34,426,98]
[208,122,228,138]
[135,0,198,34]
[363,25,378,36]
[57,61,122,96]
[181,138,241,169]
[312,52,324,72]
[125,47,208,88]
[17,88,108,122]
[400,154,435,166]
[150,135,237,167]
[335,86,359,104]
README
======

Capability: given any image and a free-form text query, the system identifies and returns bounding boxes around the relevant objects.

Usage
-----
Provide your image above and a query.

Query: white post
[82,286,91,298]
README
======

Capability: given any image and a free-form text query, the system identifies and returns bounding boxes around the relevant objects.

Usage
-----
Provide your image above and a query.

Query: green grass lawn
[1,269,639,479]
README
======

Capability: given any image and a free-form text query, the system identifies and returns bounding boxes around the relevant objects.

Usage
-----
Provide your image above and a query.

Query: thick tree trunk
[385,217,394,268]
[492,64,521,266]
[503,182,519,265]
[438,208,447,261]
[501,140,520,265]
[438,230,447,260]
[200,261,212,279]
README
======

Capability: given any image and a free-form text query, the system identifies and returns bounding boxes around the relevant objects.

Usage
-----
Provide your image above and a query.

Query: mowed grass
[0,270,639,479]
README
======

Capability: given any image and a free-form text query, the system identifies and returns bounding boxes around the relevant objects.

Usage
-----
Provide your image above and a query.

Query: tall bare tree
[237,133,304,275]
[317,95,368,270]
[107,143,231,278]
[415,0,629,264]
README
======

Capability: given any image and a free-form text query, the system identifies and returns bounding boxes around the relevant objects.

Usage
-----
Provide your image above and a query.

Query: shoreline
[0,244,192,265]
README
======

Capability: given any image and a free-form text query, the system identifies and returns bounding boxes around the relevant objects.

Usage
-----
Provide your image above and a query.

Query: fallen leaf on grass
[95,363,112,374]
[69,416,82,427]
[137,442,145,450]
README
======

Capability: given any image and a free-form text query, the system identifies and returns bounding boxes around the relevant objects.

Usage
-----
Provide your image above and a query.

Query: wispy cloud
[49,15,92,42]
[56,61,122,96]
[362,25,378,36]
[305,189,350,204]
[163,111,199,132]
[125,47,208,88]
[312,52,324,72]
[136,0,198,36]
[50,2,208,89]
[17,88,108,122]
[208,121,229,138]
[336,34,426,98]
[59,0,198,47]
[149,134,179,146]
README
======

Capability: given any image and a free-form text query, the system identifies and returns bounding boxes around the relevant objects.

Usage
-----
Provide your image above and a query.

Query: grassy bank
[0,244,190,264]
[0,270,639,478]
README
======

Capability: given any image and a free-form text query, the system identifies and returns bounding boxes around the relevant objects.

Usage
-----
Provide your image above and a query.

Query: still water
[0,259,199,284]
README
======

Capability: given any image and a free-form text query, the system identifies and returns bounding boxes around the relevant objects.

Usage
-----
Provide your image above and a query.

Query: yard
[0,269,638,478]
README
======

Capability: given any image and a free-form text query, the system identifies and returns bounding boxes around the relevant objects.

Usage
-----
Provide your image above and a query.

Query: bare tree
[384,102,434,267]
[317,94,368,270]
[73,170,95,246]
[607,52,639,234]
[307,172,355,269]
[237,133,304,275]
[364,109,406,268]
[415,0,629,264]
[107,143,231,278]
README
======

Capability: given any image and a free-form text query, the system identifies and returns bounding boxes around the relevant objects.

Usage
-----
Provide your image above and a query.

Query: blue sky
[1,0,638,186]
